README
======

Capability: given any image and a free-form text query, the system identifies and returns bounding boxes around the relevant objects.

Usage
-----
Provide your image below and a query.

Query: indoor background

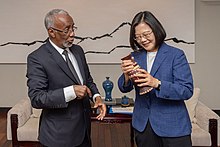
[0,0,219,111]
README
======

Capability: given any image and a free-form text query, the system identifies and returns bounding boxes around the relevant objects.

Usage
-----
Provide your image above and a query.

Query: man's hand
[73,85,92,99]
[93,96,106,120]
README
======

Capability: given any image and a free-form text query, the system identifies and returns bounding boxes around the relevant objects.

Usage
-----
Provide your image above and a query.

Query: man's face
[49,14,76,48]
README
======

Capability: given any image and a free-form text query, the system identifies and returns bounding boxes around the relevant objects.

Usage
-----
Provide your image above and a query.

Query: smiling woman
[0,0,194,63]
[118,10,194,147]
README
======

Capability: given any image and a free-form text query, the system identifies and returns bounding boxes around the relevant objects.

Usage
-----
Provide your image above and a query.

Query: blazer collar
[150,43,169,76]
[45,41,81,84]
[131,42,168,76]
[69,46,86,85]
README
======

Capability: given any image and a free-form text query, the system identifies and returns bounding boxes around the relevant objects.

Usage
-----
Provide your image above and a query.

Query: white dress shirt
[147,51,157,73]
[49,39,100,102]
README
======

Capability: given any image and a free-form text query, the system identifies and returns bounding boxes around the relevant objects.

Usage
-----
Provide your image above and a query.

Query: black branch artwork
[0,39,47,47]
[0,21,194,55]
[75,22,131,44]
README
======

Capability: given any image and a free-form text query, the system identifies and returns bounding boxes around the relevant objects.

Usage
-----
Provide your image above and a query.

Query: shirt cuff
[64,86,77,102]
[93,93,101,102]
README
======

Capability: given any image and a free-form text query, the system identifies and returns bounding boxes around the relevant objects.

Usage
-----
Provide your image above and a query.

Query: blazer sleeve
[118,74,134,93]
[155,49,194,100]
[27,52,68,109]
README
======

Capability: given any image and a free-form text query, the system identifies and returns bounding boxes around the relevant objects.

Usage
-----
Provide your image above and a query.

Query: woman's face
[134,22,158,52]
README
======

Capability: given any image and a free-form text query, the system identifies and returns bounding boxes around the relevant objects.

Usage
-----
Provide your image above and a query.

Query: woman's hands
[131,68,160,89]
[121,58,161,93]
[121,59,135,83]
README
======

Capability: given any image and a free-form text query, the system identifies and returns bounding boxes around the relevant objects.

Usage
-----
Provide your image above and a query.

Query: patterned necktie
[62,49,81,84]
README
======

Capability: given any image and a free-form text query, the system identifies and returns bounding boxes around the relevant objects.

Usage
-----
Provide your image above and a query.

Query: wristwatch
[156,80,161,90]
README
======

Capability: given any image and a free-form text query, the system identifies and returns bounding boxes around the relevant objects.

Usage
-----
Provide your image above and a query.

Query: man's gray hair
[44,9,69,29]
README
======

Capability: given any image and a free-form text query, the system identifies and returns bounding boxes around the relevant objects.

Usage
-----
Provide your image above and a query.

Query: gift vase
[102,77,113,101]
[121,54,152,95]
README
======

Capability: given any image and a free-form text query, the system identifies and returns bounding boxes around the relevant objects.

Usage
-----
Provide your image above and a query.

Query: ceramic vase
[121,54,152,95]
[121,95,130,107]
[102,77,113,101]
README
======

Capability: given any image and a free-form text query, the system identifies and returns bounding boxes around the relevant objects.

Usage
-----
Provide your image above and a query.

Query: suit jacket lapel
[132,43,168,77]
[150,43,168,76]
[69,46,86,85]
[45,42,80,84]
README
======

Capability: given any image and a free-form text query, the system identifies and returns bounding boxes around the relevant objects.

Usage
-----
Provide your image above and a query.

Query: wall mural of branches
[0,22,194,56]
[0,0,195,64]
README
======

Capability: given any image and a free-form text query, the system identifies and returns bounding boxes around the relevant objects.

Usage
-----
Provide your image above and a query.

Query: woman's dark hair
[130,11,166,51]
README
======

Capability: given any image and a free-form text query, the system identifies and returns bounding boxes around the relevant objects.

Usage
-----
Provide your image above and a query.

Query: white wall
[0,64,28,106]
[191,0,220,109]
[0,0,194,63]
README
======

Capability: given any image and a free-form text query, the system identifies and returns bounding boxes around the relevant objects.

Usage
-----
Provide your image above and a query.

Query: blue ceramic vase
[121,95,130,107]
[102,77,113,101]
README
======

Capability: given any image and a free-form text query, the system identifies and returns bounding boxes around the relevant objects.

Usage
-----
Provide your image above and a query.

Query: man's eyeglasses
[51,26,77,35]
[134,31,153,42]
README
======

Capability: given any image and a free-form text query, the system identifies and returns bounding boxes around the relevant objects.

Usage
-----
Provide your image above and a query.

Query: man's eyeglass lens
[51,26,77,34]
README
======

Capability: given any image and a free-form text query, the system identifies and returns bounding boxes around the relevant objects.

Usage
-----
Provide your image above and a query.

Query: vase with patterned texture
[121,54,152,95]
[102,77,114,101]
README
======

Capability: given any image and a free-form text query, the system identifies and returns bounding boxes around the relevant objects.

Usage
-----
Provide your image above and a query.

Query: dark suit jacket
[27,40,99,147]
[118,43,193,137]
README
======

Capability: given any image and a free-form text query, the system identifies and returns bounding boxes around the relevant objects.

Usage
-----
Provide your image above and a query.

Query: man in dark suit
[26,9,106,147]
